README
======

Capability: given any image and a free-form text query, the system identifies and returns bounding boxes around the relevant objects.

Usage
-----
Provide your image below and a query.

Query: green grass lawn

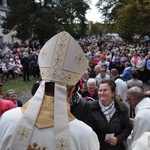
[2,76,38,99]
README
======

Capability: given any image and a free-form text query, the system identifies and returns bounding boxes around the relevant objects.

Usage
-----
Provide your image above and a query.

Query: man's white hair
[87,78,96,87]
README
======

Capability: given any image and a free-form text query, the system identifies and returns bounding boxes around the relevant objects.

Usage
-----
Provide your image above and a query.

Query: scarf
[99,100,116,122]
[88,89,95,97]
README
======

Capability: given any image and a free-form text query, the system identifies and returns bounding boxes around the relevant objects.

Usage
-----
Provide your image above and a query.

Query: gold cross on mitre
[75,53,85,64]
[40,48,47,59]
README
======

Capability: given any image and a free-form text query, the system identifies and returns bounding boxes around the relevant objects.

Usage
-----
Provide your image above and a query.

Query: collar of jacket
[90,100,128,113]
[114,76,125,81]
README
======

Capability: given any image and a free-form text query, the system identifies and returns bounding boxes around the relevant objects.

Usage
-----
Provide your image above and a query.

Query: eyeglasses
[99,89,110,93]
[88,84,96,87]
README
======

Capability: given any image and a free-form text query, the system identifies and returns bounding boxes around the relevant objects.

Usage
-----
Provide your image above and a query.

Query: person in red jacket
[0,98,16,117]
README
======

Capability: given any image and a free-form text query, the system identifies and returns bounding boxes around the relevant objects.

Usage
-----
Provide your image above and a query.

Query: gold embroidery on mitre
[67,74,72,81]
[45,70,51,77]
[60,32,67,41]
[58,42,65,49]
[59,72,66,80]
[41,68,52,78]
[17,128,28,141]
[55,57,61,63]
[53,64,60,70]
[57,48,64,56]
[52,71,58,78]
[40,48,47,59]
[75,53,85,64]
[28,142,47,150]
[50,32,68,80]
[56,139,68,150]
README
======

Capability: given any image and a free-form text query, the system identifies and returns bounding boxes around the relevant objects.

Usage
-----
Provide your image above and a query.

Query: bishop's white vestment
[127,97,150,150]
[0,31,100,150]
[0,101,99,150]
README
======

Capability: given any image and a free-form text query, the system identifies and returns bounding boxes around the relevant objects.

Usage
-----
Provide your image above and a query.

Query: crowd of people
[0,35,149,84]
[0,42,40,83]
[0,32,150,150]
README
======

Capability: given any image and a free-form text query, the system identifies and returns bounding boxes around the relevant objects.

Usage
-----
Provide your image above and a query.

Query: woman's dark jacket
[81,89,98,100]
[16,99,23,107]
[90,100,132,150]
[70,98,93,128]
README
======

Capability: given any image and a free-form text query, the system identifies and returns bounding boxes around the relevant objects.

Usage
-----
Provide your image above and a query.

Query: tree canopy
[97,0,150,40]
[2,0,90,44]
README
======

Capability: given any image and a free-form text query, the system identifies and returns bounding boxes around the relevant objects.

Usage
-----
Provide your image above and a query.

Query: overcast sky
[85,0,103,23]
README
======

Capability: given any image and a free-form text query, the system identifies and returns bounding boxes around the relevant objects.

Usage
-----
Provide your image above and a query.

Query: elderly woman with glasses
[81,78,98,101]
[90,79,132,150]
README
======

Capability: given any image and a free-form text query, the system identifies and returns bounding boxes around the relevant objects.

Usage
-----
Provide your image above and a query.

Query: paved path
[18,84,150,104]
[18,88,32,104]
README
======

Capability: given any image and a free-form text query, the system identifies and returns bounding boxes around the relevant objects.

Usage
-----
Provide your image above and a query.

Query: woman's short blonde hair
[94,65,101,71]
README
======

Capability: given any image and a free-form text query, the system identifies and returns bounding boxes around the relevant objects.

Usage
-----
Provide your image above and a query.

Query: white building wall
[0,5,21,44]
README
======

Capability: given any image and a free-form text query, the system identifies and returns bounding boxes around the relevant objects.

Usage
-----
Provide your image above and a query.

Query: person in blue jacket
[120,62,132,81]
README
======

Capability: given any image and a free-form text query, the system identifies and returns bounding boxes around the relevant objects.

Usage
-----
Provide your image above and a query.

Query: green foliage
[3,0,90,44]
[2,76,37,99]
[91,23,104,36]
[97,0,150,40]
